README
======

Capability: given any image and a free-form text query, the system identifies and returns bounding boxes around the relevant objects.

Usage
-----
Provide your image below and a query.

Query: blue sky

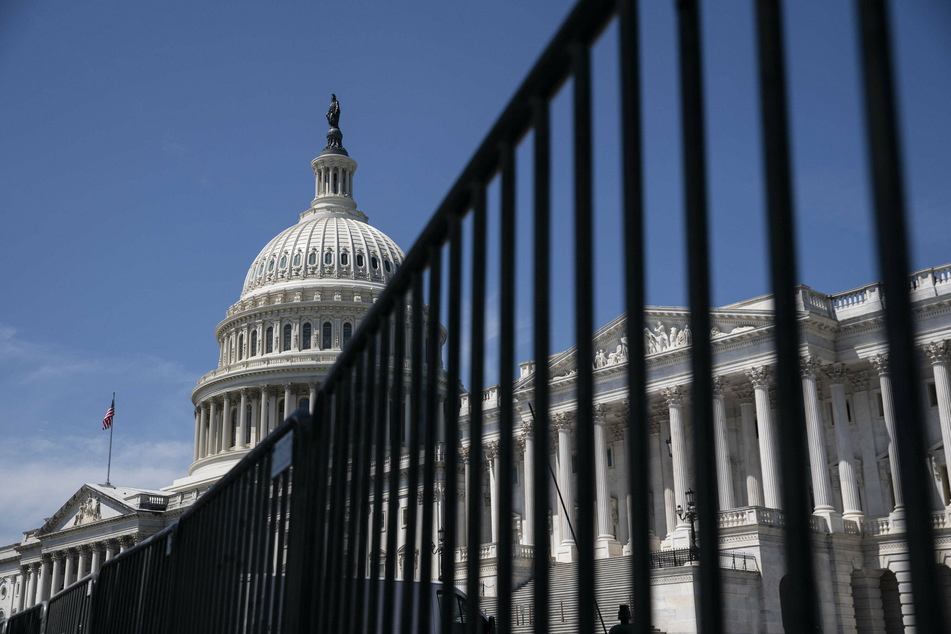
[0,1,948,545]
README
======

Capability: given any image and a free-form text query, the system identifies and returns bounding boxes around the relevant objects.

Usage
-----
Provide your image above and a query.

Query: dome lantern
[311,94,357,213]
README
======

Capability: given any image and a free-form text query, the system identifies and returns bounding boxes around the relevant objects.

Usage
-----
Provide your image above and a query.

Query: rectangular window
[378,509,386,532]
[928,382,938,408]
[607,446,614,468]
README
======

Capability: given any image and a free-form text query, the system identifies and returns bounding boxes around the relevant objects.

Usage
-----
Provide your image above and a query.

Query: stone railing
[933,511,948,530]
[718,507,785,529]
[137,494,169,512]
[864,517,891,536]
[454,543,534,563]
[197,353,338,386]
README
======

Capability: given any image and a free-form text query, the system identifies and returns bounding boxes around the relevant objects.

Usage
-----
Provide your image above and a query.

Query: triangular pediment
[513,308,775,390]
[38,484,138,536]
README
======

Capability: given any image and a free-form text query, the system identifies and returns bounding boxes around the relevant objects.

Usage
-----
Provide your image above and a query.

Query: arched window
[279,255,287,269]
[293,253,301,267]
[238,334,244,360]
[266,327,273,353]
[231,409,238,448]
[371,256,379,269]
[283,324,292,351]
[324,251,333,265]
[250,330,257,357]
[308,251,317,266]
[356,254,365,268]
[341,252,349,266]
[302,323,312,350]
[384,259,392,272]
[343,323,352,348]
[322,322,332,350]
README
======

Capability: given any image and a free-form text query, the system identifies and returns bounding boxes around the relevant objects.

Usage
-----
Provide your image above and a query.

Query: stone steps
[480,556,665,633]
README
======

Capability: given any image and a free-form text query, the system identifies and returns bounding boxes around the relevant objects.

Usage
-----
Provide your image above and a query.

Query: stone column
[198,403,208,459]
[222,392,232,450]
[91,544,102,574]
[662,386,690,527]
[647,416,669,539]
[593,405,621,557]
[236,388,248,449]
[850,371,886,517]
[747,367,782,509]
[25,564,36,607]
[16,566,26,611]
[459,445,470,546]
[309,381,318,415]
[734,385,764,507]
[801,357,835,517]
[260,385,269,439]
[486,441,500,544]
[926,341,951,496]
[871,354,904,510]
[209,398,218,455]
[249,396,259,446]
[63,550,74,588]
[193,407,201,462]
[519,420,535,546]
[268,388,278,434]
[654,403,677,539]
[283,383,293,421]
[105,541,116,561]
[77,547,89,580]
[824,364,863,521]
[712,377,736,510]
[37,557,50,601]
[50,553,63,595]
[553,412,577,561]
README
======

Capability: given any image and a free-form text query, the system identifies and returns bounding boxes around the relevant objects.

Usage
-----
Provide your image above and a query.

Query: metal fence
[2,1,942,633]
[44,576,95,634]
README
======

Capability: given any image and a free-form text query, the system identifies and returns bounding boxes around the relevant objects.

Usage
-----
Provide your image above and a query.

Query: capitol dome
[174,100,412,488]
[240,207,405,301]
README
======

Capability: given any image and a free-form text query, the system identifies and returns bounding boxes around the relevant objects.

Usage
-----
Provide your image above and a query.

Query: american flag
[103,397,115,431]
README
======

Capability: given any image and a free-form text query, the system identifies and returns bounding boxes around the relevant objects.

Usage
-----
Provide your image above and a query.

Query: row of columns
[16,538,134,611]
[456,346,951,559]
[194,382,316,462]
[315,164,352,198]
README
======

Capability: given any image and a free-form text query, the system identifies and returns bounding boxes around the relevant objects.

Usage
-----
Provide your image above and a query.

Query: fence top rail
[47,573,98,605]
[316,0,619,392]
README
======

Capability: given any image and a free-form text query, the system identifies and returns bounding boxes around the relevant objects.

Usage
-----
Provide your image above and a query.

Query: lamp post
[431,527,446,581]
[676,488,699,561]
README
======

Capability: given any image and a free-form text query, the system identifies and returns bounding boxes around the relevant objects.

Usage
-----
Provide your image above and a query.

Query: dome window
[384,259,392,273]
[268,259,275,273]
[279,255,288,269]
[341,252,349,266]
[357,254,365,268]
[258,263,264,277]
[308,251,317,266]
[238,334,244,361]
[266,327,273,353]
[293,253,302,267]
[322,322,332,350]
[324,252,334,265]
[250,330,258,357]
[343,323,353,348]
[283,324,292,351]
[302,323,312,350]
[371,256,379,269]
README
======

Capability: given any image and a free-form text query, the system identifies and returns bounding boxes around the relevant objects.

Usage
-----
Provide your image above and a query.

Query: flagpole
[105,392,115,487]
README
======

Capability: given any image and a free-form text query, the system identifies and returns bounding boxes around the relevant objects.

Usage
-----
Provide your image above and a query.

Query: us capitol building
[2,107,951,631]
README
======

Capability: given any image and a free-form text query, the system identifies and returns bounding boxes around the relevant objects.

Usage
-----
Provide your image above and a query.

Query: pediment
[514,308,775,390]
[38,484,136,536]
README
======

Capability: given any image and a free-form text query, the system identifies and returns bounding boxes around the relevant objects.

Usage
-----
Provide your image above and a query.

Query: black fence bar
[44,576,94,634]
[857,1,945,630]
[368,319,390,634]
[618,0,651,630]
[753,2,820,631]
[531,95,552,634]
[352,334,378,634]
[342,349,367,632]
[441,216,463,634]
[381,298,405,634]
[571,38,598,634]
[674,1,722,631]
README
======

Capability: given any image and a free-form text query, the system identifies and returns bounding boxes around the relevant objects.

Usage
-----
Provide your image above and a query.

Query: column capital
[799,356,823,378]
[732,384,755,402]
[308,380,318,390]
[240,387,249,398]
[661,385,685,407]
[283,382,293,391]
[712,375,725,397]
[925,340,951,365]
[551,411,574,432]
[746,365,771,388]
[851,370,870,392]
[518,417,534,438]
[593,403,609,425]
[459,445,470,464]
[823,362,849,386]
[484,440,499,461]
[514,435,526,455]
[869,353,889,376]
